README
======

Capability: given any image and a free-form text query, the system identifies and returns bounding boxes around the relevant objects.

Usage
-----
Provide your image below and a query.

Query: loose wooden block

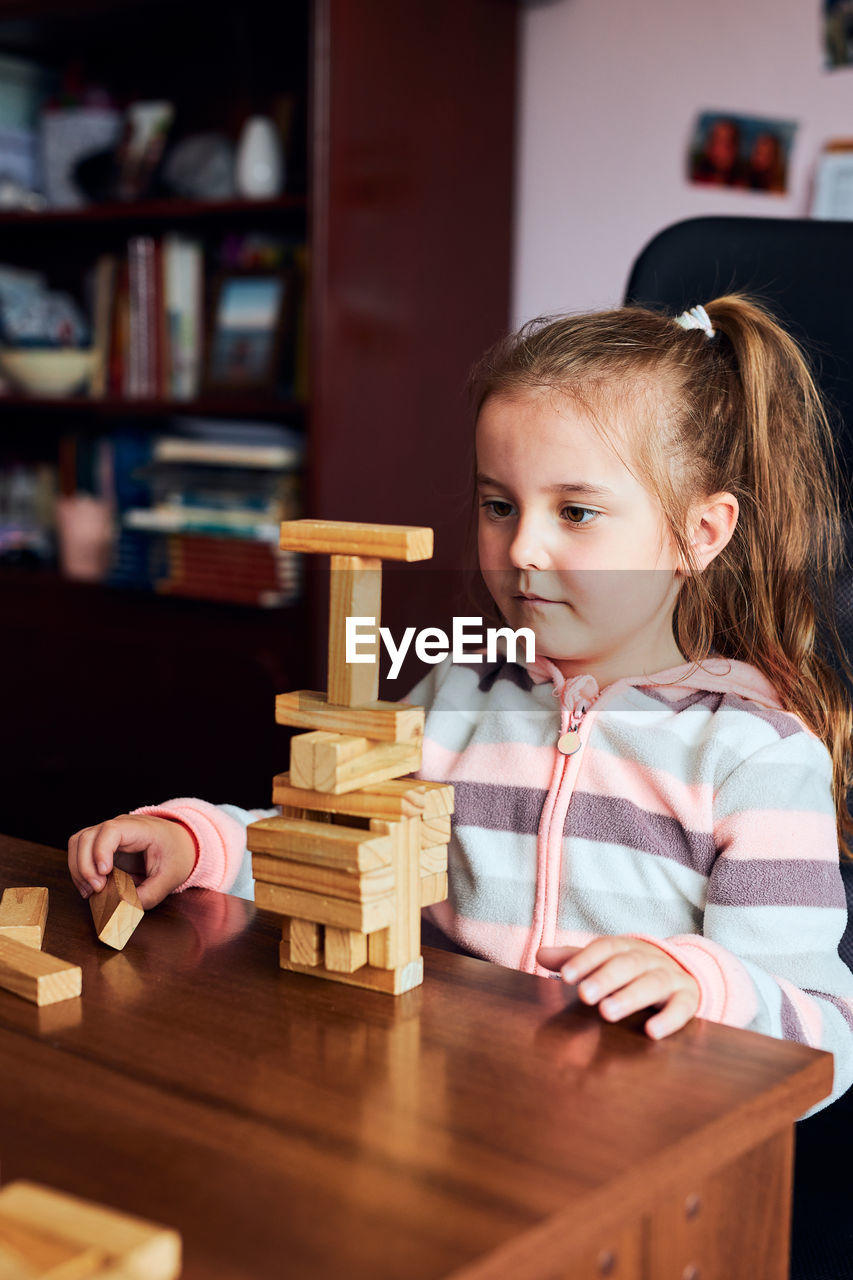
[0,935,81,1007]
[279,944,423,994]
[246,815,393,872]
[279,519,433,562]
[89,868,144,951]
[289,918,323,967]
[324,926,368,974]
[254,881,395,933]
[275,690,424,743]
[251,854,394,902]
[0,887,48,949]
[420,871,449,907]
[0,1180,181,1279]
[328,554,382,706]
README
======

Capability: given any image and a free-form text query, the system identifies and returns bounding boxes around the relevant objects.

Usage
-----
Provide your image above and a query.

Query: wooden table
[0,835,832,1280]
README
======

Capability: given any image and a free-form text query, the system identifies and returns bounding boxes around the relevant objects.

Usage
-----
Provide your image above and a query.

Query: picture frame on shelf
[203,268,293,394]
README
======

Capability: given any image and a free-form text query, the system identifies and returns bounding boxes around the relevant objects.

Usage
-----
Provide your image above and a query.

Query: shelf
[0,195,307,228]
[0,392,307,420]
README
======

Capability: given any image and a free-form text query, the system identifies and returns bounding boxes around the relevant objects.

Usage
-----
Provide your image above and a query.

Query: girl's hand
[68,815,197,910]
[536,936,700,1039]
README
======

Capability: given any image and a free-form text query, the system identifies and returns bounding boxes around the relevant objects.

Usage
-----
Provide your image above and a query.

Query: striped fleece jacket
[136,651,853,1114]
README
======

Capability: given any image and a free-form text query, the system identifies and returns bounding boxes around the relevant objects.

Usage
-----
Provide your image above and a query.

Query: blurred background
[0,0,851,847]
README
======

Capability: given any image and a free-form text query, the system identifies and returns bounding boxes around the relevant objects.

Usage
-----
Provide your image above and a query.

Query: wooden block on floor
[324,926,368,973]
[0,1180,181,1279]
[246,815,393,872]
[289,918,323,967]
[0,886,48,949]
[255,881,394,933]
[279,519,433,562]
[251,854,394,902]
[420,871,449,907]
[279,944,423,994]
[291,732,422,795]
[89,868,144,951]
[0,935,81,1006]
[275,690,424,743]
[329,554,382,707]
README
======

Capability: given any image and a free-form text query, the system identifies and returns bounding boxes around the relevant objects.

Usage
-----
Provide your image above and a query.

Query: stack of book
[93,234,204,400]
[109,419,304,606]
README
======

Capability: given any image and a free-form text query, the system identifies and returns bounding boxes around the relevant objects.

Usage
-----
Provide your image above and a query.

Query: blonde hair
[469,294,853,850]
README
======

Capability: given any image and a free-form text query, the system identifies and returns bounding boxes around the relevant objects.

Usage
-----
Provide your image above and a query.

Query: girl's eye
[481,499,514,519]
[562,505,598,526]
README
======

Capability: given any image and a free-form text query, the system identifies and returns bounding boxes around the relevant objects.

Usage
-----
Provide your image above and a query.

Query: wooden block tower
[247,519,453,995]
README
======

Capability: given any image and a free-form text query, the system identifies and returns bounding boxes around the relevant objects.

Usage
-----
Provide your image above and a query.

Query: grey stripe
[453,781,547,835]
[477,657,535,693]
[707,859,846,910]
[564,792,717,875]
[779,987,806,1042]
[638,686,803,740]
[813,990,853,1033]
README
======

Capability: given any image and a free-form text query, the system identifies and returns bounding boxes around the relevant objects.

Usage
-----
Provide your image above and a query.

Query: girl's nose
[508,519,551,570]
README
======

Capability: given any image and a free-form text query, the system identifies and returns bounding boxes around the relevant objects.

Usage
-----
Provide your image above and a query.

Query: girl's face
[476,389,687,687]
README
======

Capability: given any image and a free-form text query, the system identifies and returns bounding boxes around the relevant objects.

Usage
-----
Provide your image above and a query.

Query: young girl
[68,294,853,1111]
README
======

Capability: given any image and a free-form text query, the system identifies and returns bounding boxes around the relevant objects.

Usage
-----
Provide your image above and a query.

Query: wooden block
[329,554,382,706]
[279,943,423,994]
[251,854,394,902]
[289,918,323,967]
[0,887,48,949]
[0,1208,106,1279]
[273,773,428,819]
[416,781,455,817]
[419,843,449,876]
[324,927,368,974]
[279,519,433,562]
[89,868,144,951]
[366,817,421,972]
[0,1180,181,1279]
[291,733,422,795]
[275,690,424,743]
[420,814,451,849]
[0,935,81,1007]
[254,881,395,933]
[420,871,449,907]
[246,815,393,872]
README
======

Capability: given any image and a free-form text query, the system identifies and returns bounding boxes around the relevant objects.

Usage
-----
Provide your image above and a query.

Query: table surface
[0,834,833,1280]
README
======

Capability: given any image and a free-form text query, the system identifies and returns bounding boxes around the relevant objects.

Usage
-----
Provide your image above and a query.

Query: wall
[514,0,853,323]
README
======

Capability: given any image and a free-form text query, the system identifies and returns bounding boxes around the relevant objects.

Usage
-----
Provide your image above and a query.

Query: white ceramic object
[0,347,99,396]
[235,116,283,198]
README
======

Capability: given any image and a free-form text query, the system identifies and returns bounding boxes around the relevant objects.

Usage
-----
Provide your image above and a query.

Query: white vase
[235,116,283,198]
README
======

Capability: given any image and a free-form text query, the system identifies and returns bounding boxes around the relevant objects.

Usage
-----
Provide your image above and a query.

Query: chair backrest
[626,215,853,966]
[625,215,853,490]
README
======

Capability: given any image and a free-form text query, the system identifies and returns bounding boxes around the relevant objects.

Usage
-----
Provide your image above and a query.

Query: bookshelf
[0,0,517,846]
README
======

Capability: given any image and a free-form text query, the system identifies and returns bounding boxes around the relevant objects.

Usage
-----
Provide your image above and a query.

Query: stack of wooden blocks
[247,520,453,995]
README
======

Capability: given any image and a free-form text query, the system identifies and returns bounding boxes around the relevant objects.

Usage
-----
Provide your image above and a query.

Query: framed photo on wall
[204,269,294,394]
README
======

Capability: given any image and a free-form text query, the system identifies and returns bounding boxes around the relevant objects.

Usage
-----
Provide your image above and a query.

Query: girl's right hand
[68,814,197,910]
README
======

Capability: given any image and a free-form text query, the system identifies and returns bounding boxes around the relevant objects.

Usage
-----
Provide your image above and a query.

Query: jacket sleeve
[131,798,278,901]
[649,731,853,1116]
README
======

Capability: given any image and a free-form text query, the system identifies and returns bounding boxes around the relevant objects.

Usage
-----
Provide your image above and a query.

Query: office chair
[626,215,853,1280]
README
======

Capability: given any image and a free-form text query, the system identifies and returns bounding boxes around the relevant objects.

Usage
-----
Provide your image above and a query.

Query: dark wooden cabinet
[0,0,516,846]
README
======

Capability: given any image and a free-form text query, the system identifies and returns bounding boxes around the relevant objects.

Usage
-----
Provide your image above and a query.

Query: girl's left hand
[536,937,700,1039]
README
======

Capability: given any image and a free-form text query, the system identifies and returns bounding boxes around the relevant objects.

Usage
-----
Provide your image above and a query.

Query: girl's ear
[682,492,739,573]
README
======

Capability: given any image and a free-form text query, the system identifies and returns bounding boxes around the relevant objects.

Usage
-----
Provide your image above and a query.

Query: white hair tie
[674,304,715,338]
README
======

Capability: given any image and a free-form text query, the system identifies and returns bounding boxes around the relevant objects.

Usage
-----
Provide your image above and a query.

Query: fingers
[67,817,147,897]
[536,945,581,972]
[645,991,699,1039]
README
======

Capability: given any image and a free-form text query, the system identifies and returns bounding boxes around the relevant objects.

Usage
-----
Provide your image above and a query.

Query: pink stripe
[716,810,838,860]
[638,933,760,1026]
[582,747,712,830]
[425,902,530,968]
[777,976,824,1047]
[420,739,555,789]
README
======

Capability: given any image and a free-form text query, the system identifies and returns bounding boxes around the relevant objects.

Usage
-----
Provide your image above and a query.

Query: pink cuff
[130,798,247,894]
[629,932,759,1027]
